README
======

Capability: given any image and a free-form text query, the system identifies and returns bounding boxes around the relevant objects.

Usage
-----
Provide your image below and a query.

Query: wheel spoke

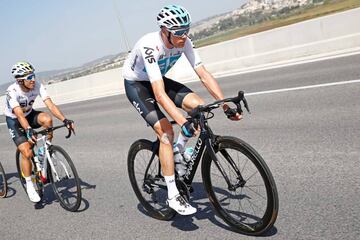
[206,137,278,234]
[49,146,81,212]
[128,140,175,220]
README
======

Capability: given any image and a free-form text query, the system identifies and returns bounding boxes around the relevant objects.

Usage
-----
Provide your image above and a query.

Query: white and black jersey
[122,31,203,82]
[4,81,49,118]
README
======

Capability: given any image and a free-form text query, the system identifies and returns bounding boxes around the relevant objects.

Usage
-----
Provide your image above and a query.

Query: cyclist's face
[170,32,187,48]
[18,73,36,89]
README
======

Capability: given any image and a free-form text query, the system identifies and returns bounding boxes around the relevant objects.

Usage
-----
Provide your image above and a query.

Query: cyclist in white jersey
[123,5,242,215]
[4,61,75,203]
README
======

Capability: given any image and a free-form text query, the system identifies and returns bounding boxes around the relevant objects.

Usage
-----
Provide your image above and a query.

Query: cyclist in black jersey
[123,5,241,215]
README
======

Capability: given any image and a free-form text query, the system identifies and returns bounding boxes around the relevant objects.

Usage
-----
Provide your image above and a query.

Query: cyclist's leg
[125,79,196,214]
[6,116,33,177]
[163,77,204,150]
[153,119,175,175]
[6,116,40,202]
[163,76,205,111]
[181,93,205,112]
[152,118,180,200]
[29,110,53,141]
[17,142,34,178]
[125,79,177,180]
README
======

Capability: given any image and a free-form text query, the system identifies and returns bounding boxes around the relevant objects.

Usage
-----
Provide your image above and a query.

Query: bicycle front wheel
[0,162,7,198]
[48,145,81,212]
[202,136,279,235]
[128,139,176,220]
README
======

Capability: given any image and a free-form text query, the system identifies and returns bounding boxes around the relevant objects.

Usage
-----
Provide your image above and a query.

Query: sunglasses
[19,73,36,81]
[169,28,190,37]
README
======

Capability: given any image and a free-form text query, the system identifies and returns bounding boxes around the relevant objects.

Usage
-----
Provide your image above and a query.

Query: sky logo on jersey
[8,129,15,139]
[144,47,156,64]
[145,98,156,104]
[6,91,11,101]
[132,101,143,115]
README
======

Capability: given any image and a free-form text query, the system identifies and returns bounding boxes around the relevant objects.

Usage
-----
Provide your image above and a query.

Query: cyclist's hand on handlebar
[223,104,242,121]
[181,120,196,138]
[26,127,37,144]
[63,118,75,130]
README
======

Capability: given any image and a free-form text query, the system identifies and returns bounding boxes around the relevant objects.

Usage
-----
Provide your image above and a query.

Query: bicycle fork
[46,148,71,182]
[205,138,246,191]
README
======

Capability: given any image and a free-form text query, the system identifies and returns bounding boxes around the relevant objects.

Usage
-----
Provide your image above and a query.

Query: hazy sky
[0,0,247,84]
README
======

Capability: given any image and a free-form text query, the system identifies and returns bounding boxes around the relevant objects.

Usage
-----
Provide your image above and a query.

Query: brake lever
[233,91,250,115]
[65,128,75,139]
[193,118,199,129]
[242,96,251,114]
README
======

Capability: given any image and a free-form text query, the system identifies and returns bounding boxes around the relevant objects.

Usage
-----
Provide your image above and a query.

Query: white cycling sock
[164,175,179,199]
[175,133,189,153]
[25,176,32,186]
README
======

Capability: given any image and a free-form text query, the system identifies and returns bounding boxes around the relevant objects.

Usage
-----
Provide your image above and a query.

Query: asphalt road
[0,53,359,240]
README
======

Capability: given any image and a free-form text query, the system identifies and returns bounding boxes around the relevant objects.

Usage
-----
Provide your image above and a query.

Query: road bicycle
[0,161,7,198]
[128,91,279,235]
[16,124,82,212]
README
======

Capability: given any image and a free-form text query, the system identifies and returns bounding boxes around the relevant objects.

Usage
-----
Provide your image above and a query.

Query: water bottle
[183,147,194,163]
[33,155,41,171]
[37,146,45,169]
[173,145,187,177]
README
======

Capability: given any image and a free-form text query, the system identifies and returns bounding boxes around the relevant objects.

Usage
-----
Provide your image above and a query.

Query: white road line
[246,79,360,96]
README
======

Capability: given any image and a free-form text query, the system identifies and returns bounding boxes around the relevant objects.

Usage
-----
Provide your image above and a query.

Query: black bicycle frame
[147,111,245,190]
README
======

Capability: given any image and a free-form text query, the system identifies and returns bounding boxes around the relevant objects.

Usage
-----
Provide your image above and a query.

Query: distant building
[235,0,310,15]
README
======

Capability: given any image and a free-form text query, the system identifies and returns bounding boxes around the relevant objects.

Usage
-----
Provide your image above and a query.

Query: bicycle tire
[202,136,278,235]
[0,162,7,198]
[16,150,44,200]
[48,145,82,212]
[128,139,176,220]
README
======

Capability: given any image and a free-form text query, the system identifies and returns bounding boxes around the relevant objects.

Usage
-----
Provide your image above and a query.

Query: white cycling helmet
[157,4,191,30]
[11,61,35,78]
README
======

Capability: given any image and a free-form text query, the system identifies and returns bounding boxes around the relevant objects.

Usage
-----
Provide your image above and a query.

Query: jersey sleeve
[39,83,50,101]
[140,44,163,83]
[184,38,203,69]
[6,88,19,110]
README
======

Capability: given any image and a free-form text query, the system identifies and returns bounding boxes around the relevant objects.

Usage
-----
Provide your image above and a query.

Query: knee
[154,121,174,145]
[184,93,205,110]
[194,96,205,107]
[19,145,33,159]
[39,113,52,127]
[159,130,174,145]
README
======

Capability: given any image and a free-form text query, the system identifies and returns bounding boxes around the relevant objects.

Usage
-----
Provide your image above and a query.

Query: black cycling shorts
[124,77,193,127]
[6,109,43,146]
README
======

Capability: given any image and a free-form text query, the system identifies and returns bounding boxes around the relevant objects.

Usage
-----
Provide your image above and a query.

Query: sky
[0,0,247,84]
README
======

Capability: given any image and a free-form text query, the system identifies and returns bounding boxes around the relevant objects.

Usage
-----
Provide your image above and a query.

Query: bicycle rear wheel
[48,145,81,212]
[202,136,278,235]
[16,150,44,200]
[128,139,176,220]
[0,162,7,198]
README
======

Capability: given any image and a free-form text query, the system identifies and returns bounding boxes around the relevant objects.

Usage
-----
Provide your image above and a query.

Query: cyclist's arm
[151,80,187,126]
[13,107,31,130]
[184,39,229,110]
[195,65,224,101]
[195,65,241,119]
[44,98,66,122]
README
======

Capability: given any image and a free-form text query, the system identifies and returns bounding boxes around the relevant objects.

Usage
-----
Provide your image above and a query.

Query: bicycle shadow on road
[77,177,96,212]
[3,172,19,198]
[170,182,277,236]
